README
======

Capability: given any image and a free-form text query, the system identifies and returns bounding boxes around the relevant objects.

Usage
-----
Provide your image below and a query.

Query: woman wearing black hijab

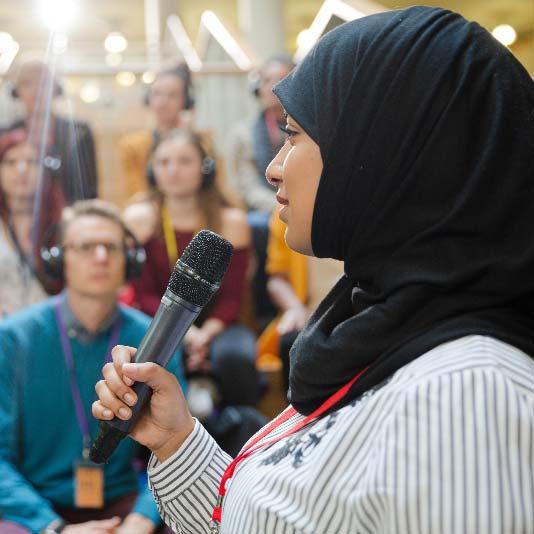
[93,7,534,533]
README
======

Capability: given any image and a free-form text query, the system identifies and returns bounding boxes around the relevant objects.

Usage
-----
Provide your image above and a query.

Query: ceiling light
[492,24,517,46]
[0,32,19,75]
[104,32,128,54]
[115,71,136,87]
[296,29,314,50]
[142,71,156,84]
[39,0,77,31]
[80,83,100,104]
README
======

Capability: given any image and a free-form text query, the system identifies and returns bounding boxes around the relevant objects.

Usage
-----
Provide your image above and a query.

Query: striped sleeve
[148,419,232,534]
[360,367,534,534]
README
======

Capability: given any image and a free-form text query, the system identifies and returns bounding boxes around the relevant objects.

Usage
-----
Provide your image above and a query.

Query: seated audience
[259,211,344,390]
[0,128,65,317]
[125,130,265,454]
[0,200,183,533]
[118,64,194,198]
[227,55,295,327]
[4,61,98,202]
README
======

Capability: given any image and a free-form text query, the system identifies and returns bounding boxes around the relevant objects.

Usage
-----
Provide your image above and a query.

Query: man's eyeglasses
[1,158,39,168]
[63,241,125,257]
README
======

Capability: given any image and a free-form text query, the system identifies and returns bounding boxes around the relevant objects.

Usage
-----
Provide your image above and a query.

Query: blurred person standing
[125,130,265,455]
[5,61,98,202]
[227,55,295,327]
[0,128,65,317]
[118,64,194,199]
[0,200,183,533]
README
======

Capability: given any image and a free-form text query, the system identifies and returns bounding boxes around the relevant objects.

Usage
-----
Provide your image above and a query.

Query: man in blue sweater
[0,200,184,533]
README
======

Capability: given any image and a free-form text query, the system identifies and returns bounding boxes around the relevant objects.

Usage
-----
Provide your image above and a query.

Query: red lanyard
[209,366,369,531]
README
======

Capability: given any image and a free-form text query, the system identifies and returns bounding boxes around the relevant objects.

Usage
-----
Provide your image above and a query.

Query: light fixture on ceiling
[0,32,20,75]
[142,71,156,84]
[296,29,314,50]
[39,0,78,31]
[104,32,128,54]
[80,82,101,104]
[492,24,517,46]
[200,11,253,71]
[115,71,136,87]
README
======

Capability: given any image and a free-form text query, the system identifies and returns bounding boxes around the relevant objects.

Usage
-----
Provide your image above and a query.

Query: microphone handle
[89,291,201,463]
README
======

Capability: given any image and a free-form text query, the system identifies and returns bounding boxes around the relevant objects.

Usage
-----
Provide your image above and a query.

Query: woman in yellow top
[260,211,343,389]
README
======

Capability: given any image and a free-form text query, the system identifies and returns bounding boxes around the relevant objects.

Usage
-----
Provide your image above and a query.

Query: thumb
[122,362,176,392]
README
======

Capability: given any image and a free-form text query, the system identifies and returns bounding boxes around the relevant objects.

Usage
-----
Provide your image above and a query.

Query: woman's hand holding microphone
[92,345,194,463]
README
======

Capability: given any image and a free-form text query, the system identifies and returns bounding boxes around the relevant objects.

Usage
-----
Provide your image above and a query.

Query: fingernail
[124,393,135,405]
[103,409,113,418]
[124,376,134,386]
[119,407,130,418]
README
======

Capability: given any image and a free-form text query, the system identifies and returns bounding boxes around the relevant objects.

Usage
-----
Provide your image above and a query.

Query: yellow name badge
[74,460,104,509]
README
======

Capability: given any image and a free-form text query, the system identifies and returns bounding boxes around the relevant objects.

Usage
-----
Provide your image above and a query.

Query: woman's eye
[279,124,298,141]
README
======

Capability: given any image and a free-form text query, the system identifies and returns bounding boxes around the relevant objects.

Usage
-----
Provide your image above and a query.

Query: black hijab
[273,6,534,415]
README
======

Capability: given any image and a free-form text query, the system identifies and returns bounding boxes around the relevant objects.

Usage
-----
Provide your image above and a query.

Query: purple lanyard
[54,297,121,456]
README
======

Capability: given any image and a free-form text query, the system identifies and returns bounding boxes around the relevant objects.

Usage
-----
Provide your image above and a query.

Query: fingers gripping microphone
[89,230,233,464]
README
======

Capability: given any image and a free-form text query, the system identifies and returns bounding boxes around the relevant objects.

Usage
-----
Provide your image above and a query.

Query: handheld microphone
[89,230,233,464]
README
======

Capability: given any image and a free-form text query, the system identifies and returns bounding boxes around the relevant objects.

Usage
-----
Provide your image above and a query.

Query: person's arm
[360,367,534,533]
[93,346,231,534]
[267,275,310,335]
[0,329,61,532]
[148,420,231,534]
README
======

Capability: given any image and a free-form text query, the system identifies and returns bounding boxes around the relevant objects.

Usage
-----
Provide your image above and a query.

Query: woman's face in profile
[266,114,323,255]
[153,138,204,198]
[0,142,39,200]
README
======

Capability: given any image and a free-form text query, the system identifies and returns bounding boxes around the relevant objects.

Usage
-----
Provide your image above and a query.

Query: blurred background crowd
[0,0,532,532]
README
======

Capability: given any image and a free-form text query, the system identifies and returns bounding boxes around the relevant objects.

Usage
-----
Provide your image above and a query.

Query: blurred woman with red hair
[0,128,65,316]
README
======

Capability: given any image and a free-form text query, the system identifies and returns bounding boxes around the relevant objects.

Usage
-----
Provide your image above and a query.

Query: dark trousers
[205,324,260,407]
[247,211,277,329]
[191,325,268,456]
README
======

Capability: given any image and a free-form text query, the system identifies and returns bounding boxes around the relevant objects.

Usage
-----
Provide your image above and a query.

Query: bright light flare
[80,82,100,104]
[0,32,19,74]
[142,71,156,84]
[39,0,78,31]
[115,71,136,87]
[104,32,128,54]
[492,24,517,46]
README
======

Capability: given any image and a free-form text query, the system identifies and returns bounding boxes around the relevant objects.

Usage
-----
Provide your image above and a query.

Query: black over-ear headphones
[200,156,216,189]
[9,79,64,99]
[144,65,195,110]
[40,224,146,282]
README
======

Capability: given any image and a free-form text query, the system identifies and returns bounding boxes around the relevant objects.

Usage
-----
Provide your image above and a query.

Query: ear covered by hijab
[273,6,534,415]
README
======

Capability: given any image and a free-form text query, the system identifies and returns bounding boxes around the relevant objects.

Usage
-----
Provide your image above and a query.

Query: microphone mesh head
[167,230,233,306]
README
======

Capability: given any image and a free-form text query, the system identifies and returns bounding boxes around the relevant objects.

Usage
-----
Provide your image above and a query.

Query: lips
[276,194,289,206]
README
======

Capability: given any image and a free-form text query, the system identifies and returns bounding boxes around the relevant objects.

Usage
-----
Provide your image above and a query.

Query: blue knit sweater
[0,297,186,532]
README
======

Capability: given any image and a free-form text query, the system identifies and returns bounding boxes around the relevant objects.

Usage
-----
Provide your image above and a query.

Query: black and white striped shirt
[148,335,534,534]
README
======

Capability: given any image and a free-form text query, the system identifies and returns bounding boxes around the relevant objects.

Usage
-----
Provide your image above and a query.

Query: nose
[16,161,28,174]
[94,244,109,261]
[265,143,289,187]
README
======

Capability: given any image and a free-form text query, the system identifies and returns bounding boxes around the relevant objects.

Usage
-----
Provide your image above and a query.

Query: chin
[285,229,313,256]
